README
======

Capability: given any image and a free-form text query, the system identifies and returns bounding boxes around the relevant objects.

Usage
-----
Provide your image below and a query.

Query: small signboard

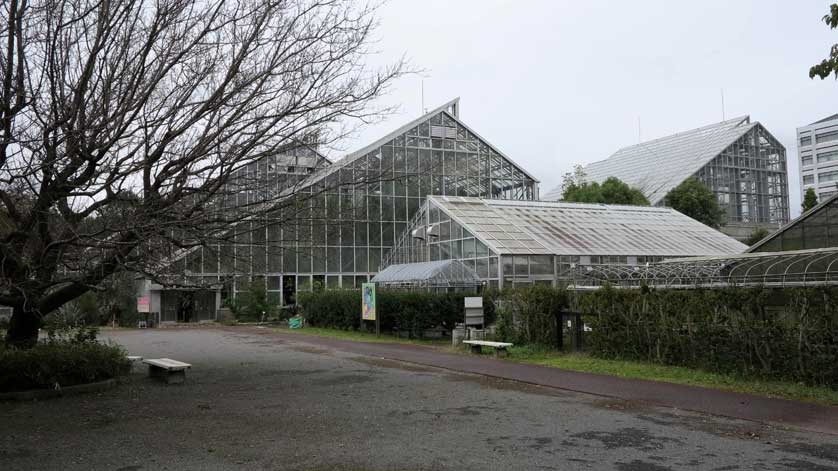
[361,283,376,321]
[464,296,484,326]
[137,295,150,313]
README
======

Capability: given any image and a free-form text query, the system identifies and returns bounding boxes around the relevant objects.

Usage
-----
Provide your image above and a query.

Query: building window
[802,155,813,166]
[800,136,812,146]
[815,130,838,144]
[818,170,838,183]
[820,191,836,200]
[817,150,838,164]
[803,174,815,185]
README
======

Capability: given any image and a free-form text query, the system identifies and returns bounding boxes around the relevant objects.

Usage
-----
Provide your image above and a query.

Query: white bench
[463,340,514,357]
[143,358,192,384]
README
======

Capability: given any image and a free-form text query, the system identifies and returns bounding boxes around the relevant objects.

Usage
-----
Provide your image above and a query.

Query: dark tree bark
[5,306,39,348]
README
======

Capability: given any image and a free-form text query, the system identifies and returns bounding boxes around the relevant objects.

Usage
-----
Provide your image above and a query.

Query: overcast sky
[335,0,838,218]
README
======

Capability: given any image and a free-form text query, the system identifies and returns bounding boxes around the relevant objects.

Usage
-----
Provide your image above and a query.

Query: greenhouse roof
[372,259,481,287]
[429,196,747,257]
[543,116,762,204]
[746,192,838,253]
[571,247,838,288]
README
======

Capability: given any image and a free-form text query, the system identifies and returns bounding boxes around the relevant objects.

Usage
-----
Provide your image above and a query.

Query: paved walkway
[261,328,838,435]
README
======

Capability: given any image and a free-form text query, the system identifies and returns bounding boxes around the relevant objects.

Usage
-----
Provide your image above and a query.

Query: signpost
[361,282,379,336]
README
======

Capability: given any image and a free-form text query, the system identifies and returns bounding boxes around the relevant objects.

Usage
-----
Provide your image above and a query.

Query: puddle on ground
[288,345,331,355]
[349,356,436,373]
[443,372,574,399]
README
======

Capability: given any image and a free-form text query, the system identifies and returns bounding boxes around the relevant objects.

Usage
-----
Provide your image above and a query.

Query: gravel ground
[1,327,837,471]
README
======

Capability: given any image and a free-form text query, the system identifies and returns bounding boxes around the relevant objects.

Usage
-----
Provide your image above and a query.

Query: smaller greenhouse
[384,196,747,288]
[371,259,481,291]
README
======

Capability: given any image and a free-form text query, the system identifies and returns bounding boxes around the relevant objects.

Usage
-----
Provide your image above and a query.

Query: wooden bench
[463,340,513,357]
[143,358,192,384]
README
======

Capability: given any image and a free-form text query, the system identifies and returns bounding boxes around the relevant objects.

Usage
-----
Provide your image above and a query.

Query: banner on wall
[361,283,376,321]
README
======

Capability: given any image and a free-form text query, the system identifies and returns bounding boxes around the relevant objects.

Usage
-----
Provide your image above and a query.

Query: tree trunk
[4,306,40,349]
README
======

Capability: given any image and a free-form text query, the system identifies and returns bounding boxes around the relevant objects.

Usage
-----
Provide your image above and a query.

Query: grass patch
[503,345,838,406]
[273,326,449,346]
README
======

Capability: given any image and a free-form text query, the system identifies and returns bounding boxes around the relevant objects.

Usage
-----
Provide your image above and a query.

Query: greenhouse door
[282,275,296,306]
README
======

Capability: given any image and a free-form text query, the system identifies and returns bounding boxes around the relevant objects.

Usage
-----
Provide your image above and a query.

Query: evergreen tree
[665,178,725,229]
[802,187,819,212]
[561,165,649,206]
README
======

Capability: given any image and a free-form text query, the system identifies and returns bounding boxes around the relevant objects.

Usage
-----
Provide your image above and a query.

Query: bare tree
[0,0,404,347]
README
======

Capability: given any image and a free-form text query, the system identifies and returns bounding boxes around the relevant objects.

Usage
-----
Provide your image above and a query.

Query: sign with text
[361,283,376,321]
[137,295,150,313]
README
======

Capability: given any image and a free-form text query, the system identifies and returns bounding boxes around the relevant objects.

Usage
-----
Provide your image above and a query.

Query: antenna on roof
[720,88,725,120]
[637,117,641,143]
[421,80,426,114]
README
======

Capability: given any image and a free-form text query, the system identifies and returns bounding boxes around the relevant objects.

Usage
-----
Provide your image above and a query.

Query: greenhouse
[385,196,747,288]
[544,116,790,240]
[572,193,838,288]
[371,259,481,291]
[571,247,838,288]
[144,98,539,316]
[748,193,838,252]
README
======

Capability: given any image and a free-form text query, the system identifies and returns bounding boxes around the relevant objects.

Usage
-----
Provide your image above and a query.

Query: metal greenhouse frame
[569,247,838,289]
[371,260,482,291]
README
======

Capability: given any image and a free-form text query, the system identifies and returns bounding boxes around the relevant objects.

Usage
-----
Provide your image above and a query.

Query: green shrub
[579,286,838,388]
[297,290,495,338]
[0,340,130,393]
[492,285,567,345]
[227,281,278,322]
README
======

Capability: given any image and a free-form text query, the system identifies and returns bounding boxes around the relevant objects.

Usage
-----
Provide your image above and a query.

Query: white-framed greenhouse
[384,196,747,288]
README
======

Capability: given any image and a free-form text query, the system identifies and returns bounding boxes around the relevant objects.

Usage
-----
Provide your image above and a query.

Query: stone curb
[0,378,119,401]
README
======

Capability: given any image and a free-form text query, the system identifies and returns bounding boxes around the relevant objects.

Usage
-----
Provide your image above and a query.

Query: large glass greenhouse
[543,116,790,240]
[146,99,540,318]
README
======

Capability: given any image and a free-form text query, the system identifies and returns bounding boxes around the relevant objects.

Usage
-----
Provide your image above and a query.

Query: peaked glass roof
[430,196,747,257]
[544,116,757,204]
[299,98,538,189]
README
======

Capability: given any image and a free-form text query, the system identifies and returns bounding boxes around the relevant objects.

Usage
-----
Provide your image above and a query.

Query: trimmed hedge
[495,285,567,345]
[0,341,130,393]
[297,290,495,337]
[580,286,838,388]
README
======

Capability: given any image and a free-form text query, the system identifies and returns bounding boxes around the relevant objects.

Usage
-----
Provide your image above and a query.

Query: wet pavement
[264,328,838,436]
[1,327,837,471]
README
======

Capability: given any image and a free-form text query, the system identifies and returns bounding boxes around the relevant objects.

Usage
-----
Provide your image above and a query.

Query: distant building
[797,114,838,204]
[544,116,790,240]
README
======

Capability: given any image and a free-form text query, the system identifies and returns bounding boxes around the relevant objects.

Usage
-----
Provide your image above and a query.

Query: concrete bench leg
[470,344,482,354]
[494,348,509,358]
[148,365,186,384]
[164,370,186,384]
[148,364,166,381]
